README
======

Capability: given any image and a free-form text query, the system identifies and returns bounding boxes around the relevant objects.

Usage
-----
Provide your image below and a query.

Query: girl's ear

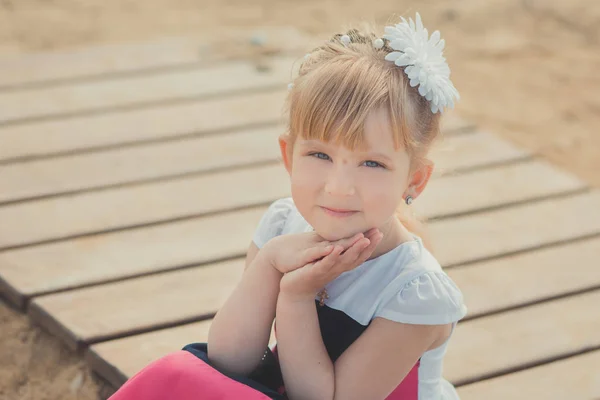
[406,159,435,200]
[278,134,294,175]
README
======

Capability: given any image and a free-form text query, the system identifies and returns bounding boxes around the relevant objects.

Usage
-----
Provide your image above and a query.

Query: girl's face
[282,107,418,242]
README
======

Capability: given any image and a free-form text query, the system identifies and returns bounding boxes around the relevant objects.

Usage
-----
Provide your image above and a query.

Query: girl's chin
[312,226,363,242]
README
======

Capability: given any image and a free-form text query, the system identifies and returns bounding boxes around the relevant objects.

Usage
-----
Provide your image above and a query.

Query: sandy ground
[1,0,599,399]
[0,300,114,400]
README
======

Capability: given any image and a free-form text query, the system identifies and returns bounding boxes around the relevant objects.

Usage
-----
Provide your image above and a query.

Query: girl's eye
[364,160,384,168]
[310,152,331,161]
[308,152,385,169]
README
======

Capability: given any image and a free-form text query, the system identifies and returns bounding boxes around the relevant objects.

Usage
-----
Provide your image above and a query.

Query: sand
[1,0,599,399]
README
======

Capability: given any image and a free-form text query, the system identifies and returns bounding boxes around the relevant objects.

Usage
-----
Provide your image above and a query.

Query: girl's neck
[368,217,415,260]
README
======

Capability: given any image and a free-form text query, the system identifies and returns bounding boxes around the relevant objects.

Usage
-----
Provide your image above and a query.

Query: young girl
[109,13,466,400]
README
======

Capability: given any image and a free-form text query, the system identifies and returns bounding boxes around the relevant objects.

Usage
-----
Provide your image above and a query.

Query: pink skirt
[108,342,419,400]
[109,346,284,400]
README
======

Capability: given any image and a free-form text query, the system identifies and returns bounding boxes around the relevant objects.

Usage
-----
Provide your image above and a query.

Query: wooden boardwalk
[1,32,600,400]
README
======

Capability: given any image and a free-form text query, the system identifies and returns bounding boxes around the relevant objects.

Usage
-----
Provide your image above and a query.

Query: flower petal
[390,39,408,50]
[384,51,403,61]
[383,13,460,113]
[395,57,412,67]
[416,13,423,32]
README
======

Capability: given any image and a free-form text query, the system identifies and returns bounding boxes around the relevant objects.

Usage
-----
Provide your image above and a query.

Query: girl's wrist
[278,286,317,304]
[257,242,284,279]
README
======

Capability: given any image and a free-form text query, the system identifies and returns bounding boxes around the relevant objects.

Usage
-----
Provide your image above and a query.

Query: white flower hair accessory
[382,13,459,114]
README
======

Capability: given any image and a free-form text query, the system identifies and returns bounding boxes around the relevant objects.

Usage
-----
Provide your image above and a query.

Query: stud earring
[405,195,413,205]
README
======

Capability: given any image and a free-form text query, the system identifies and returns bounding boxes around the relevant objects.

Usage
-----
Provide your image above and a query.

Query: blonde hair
[283,25,444,251]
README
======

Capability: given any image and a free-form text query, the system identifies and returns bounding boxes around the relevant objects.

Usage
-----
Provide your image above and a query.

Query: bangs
[287,55,417,152]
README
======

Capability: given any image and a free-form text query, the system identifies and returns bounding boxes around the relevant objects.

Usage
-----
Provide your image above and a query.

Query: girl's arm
[207,241,282,376]
[208,231,358,377]
[276,298,448,400]
[276,294,335,400]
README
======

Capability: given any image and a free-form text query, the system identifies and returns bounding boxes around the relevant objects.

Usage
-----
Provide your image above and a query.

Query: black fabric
[182,343,287,400]
[316,300,370,362]
[183,300,369,397]
[247,347,285,393]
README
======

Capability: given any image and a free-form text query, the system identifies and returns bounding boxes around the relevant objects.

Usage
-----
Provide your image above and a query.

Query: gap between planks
[456,349,600,400]
[0,27,316,91]
[0,55,296,126]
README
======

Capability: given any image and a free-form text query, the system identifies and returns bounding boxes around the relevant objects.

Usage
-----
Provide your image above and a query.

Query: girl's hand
[264,230,366,275]
[279,229,384,302]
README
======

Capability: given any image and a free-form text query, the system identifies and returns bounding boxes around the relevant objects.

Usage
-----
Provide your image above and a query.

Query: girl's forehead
[294,107,407,155]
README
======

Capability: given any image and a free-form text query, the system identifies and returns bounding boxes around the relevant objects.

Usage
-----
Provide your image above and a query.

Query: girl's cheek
[291,159,324,187]
[360,173,403,207]
[357,171,389,191]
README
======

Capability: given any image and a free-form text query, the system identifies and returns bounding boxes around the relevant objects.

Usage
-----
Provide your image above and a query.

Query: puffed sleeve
[252,198,294,248]
[374,271,468,325]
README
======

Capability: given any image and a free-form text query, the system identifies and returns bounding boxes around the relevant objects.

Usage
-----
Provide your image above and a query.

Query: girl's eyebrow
[362,152,393,164]
[300,140,393,164]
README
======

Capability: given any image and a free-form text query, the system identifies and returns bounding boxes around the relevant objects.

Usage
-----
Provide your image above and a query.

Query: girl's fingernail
[325,245,332,251]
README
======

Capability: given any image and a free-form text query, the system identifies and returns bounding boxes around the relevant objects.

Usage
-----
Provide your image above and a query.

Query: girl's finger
[364,228,381,241]
[313,245,344,271]
[363,227,378,238]
[302,244,335,264]
[334,232,364,252]
[356,233,383,264]
[339,238,371,264]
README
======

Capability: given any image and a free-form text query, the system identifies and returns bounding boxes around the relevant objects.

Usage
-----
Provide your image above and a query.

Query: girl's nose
[324,168,355,196]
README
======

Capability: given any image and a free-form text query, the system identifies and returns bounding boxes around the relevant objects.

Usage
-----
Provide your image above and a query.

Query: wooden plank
[0,159,582,250]
[85,289,600,390]
[0,206,265,309]
[0,166,593,306]
[0,88,471,164]
[0,163,289,250]
[429,190,600,267]
[0,38,206,90]
[431,130,529,174]
[26,192,600,350]
[86,320,278,389]
[457,350,600,400]
[0,56,296,125]
[414,159,586,220]
[0,28,311,90]
[0,129,528,205]
[0,90,287,163]
[445,291,600,386]
[29,258,245,350]
[87,321,213,389]
[448,236,600,319]
[0,126,282,204]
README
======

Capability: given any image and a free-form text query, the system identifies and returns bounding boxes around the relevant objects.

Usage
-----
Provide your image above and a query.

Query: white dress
[253,198,468,400]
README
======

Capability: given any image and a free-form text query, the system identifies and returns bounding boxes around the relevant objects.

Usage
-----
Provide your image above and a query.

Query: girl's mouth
[320,206,358,218]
